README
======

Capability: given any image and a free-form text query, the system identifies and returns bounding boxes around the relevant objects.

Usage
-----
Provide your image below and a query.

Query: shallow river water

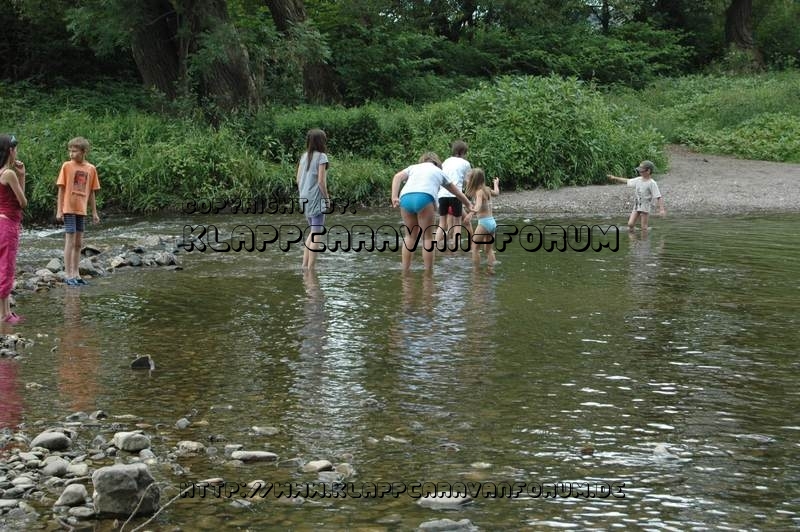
[2,209,799,530]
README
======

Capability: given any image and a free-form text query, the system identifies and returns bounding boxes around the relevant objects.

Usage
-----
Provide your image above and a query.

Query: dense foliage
[3,70,797,222]
[2,0,799,108]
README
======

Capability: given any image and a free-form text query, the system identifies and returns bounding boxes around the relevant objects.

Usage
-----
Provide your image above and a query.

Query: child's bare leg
[64,233,78,278]
[418,205,437,271]
[434,217,445,246]
[73,232,84,278]
[305,233,320,269]
[486,233,497,265]
[473,224,490,263]
[450,215,462,250]
[400,210,420,271]
[627,211,639,231]
[639,212,649,231]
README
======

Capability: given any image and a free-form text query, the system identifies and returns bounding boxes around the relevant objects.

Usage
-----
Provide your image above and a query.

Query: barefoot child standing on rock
[608,160,665,232]
[56,137,101,286]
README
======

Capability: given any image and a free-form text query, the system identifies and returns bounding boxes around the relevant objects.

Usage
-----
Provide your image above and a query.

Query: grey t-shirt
[298,151,329,217]
[628,176,662,213]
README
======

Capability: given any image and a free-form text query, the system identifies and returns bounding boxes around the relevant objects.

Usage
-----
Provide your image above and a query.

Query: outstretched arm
[607,174,628,185]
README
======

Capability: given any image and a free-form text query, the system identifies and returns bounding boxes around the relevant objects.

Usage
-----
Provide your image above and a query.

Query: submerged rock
[230,451,278,463]
[130,355,155,370]
[418,518,479,531]
[417,492,473,510]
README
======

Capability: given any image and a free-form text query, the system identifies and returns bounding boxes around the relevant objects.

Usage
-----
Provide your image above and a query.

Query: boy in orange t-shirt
[56,137,100,286]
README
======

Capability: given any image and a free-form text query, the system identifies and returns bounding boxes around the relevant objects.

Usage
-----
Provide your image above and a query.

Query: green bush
[446,76,666,188]
[603,71,800,161]
[682,113,800,162]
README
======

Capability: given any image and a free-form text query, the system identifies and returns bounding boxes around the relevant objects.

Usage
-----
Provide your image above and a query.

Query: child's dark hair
[305,129,327,170]
[0,134,17,168]
[464,168,487,198]
[418,152,442,168]
[451,140,467,157]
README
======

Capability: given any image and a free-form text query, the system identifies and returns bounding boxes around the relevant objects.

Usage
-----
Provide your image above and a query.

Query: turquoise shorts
[399,192,435,214]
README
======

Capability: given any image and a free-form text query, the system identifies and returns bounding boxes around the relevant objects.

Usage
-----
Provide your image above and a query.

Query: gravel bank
[496,145,800,217]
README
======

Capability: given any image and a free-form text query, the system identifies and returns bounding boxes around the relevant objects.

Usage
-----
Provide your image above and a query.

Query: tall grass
[2,70,798,221]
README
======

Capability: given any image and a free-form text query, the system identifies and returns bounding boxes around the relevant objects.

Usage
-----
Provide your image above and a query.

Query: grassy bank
[1,70,797,221]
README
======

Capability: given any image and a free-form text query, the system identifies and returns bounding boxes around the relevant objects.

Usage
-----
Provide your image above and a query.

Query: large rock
[55,484,89,507]
[92,463,160,517]
[78,258,104,277]
[30,430,71,451]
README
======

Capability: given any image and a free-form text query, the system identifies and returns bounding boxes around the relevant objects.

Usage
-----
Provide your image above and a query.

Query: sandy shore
[496,145,800,217]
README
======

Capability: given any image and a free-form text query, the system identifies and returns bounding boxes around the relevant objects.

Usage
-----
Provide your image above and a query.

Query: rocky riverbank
[12,235,181,297]
[496,145,800,216]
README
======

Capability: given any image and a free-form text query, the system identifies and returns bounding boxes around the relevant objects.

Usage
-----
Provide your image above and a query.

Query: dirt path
[496,145,800,217]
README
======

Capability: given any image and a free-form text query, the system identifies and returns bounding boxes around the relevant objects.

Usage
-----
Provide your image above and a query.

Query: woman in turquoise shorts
[391,152,475,271]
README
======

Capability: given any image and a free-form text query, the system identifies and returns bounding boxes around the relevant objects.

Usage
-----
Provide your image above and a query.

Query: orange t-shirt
[56,161,101,215]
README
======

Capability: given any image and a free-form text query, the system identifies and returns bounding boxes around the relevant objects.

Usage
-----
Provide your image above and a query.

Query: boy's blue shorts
[63,214,86,233]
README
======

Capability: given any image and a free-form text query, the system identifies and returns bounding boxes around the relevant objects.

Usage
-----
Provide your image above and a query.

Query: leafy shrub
[682,113,800,162]
[603,71,800,161]
[445,76,666,188]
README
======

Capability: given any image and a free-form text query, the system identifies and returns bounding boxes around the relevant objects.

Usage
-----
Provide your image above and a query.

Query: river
[2,210,799,530]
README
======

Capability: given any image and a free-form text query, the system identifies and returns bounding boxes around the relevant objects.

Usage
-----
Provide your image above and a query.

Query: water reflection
[286,269,371,449]
[57,289,100,412]
[627,230,665,299]
[0,357,22,430]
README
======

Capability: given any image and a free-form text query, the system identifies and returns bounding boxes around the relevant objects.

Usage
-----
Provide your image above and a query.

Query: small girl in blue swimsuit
[463,168,500,266]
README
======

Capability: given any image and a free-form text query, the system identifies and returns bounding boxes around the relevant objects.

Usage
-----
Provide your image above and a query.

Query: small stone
[302,460,333,473]
[177,441,206,453]
[112,431,151,452]
[382,435,409,444]
[251,426,280,436]
[230,451,278,463]
[68,506,96,518]
[418,518,479,531]
[41,456,70,477]
[417,493,472,510]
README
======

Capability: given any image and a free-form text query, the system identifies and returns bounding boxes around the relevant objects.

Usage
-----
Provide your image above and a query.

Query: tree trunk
[601,0,610,34]
[176,0,258,113]
[131,0,181,99]
[264,0,339,103]
[725,0,754,49]
[264,0,307,32]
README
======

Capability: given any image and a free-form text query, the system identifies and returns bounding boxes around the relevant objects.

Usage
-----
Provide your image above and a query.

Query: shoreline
[495,145,800,217]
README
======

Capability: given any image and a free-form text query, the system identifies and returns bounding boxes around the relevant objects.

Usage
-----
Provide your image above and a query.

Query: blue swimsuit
[478,216,497,233]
